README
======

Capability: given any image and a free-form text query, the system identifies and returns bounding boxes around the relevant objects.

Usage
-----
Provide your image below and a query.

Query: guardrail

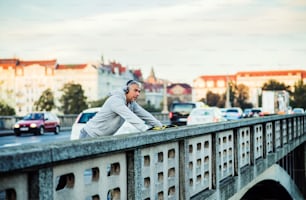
[0,114,305,199]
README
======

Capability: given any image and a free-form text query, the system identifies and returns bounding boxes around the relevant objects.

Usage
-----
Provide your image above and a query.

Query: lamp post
[225,76,231,108]
[162,82,169,114]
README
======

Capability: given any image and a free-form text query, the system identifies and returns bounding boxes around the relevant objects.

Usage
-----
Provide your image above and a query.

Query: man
[79,80,163,138]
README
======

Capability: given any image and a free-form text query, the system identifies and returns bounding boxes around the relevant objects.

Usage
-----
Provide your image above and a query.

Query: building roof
[56,64,87,70]
[0,58,57,69]
[0,58,143,78]
[167,83,192,95]
[236,70,306,78]
[198,75,236,82]
[196,70,306,82]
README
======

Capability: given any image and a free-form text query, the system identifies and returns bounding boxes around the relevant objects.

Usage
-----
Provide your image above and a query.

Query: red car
[13,112,60,136]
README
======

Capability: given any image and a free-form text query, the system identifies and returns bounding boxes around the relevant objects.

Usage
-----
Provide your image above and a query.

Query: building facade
[143,68,165,110]
[193,70,306,107]
[0,58,139,116]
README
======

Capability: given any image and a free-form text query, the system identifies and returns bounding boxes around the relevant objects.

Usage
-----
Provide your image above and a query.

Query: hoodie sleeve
[109,96,149,132]
[131,102,163,127]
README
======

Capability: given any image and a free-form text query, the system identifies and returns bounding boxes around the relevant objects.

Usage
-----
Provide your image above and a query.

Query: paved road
[0,129,72,148]
[0,127,71,137]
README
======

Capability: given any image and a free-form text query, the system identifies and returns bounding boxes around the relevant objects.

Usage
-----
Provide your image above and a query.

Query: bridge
[0,114,305,200]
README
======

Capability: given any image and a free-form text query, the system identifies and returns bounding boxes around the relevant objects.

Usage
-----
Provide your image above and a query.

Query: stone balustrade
[0,114,305,200]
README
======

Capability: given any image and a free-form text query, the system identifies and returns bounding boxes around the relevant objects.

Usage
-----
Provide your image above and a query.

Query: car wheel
[54,126,60,135]
[37,126,44,135]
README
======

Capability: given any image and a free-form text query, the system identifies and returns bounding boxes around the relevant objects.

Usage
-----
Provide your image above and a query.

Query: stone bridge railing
[0,114,305,200]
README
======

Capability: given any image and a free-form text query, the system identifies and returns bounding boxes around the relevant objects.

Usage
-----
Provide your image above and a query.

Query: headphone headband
[126,80,134,86]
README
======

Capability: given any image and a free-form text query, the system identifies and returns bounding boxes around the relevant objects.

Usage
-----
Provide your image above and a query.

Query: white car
[187,107,226,126]
[292,108,304,114]
[70,107,140,140]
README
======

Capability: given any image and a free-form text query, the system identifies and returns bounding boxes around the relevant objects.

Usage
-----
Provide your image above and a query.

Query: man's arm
[110,101,149,131]
[132,102,163,127]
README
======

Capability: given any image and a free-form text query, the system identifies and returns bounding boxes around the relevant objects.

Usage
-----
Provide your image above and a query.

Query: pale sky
[1,0,306,84]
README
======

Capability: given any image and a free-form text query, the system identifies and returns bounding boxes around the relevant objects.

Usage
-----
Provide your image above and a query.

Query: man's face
[126,84,141,103]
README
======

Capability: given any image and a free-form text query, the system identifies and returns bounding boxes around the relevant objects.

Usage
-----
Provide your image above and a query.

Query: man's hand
[148,125,178,131]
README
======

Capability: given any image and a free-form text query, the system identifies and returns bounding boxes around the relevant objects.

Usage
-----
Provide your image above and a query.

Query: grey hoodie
[84,88,163,136]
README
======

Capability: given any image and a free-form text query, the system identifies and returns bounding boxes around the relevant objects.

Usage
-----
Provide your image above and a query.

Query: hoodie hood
[108,88,125,97]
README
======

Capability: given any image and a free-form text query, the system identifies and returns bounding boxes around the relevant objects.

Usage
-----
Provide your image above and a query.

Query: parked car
[13,112,60,136]
[70,107,139,140]
[169,102,205,126]
[224,107,243,120]
[292,108,304,114]
[187,107,226,125]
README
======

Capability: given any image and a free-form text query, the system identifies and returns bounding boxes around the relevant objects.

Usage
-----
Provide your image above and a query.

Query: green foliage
[0,101,15,115]
[206,91,221,106]
[228,81,236,105]
[262,79,291,91]
[34,88,55,111]
[59,82,88,114]
[88,97,108,108]
[290,80,306,109]
[234,84,253,109]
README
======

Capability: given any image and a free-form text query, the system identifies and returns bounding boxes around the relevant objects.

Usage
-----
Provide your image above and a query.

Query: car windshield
[172,104,195,112]
[23,113,43,120]
[227,109,238,113]
[78,112,97,123]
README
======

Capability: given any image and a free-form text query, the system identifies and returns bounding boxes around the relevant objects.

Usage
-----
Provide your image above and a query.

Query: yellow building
[193,70,306,107]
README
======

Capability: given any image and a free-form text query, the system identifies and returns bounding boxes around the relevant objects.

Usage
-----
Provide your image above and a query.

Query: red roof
[0,58,57,69]
[236,70,306,77]
[56,64,87,70]
[167,83,192,95]
[198,75,236,82]
[19,60,57,66]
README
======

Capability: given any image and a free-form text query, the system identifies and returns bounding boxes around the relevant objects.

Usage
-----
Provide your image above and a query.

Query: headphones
[124,80,140,94]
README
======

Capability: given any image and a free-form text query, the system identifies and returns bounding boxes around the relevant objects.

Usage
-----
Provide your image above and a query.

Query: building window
[16,69,23,76]
[217,80,225,87]
[207,81,214,88]
[195,79,205,87]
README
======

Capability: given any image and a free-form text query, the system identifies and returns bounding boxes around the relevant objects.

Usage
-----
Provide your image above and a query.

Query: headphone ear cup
[125,86,129,94]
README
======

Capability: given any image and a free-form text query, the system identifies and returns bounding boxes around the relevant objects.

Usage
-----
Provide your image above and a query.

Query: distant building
[0,58,141,116]
[143,67,165,109]
[193,70,306,107]
[167,83,192,103]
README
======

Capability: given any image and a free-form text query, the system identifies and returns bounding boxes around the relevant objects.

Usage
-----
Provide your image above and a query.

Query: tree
[290,80,306,109]
[234,84,253,109]
[88,97,108,108]
[262,79,291,91]
[59,82,88,114]
[206,91,221,107]
[228,81,236,107]
[0,101,15,115]
[216,94,226,108]
[34,88,55,111]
